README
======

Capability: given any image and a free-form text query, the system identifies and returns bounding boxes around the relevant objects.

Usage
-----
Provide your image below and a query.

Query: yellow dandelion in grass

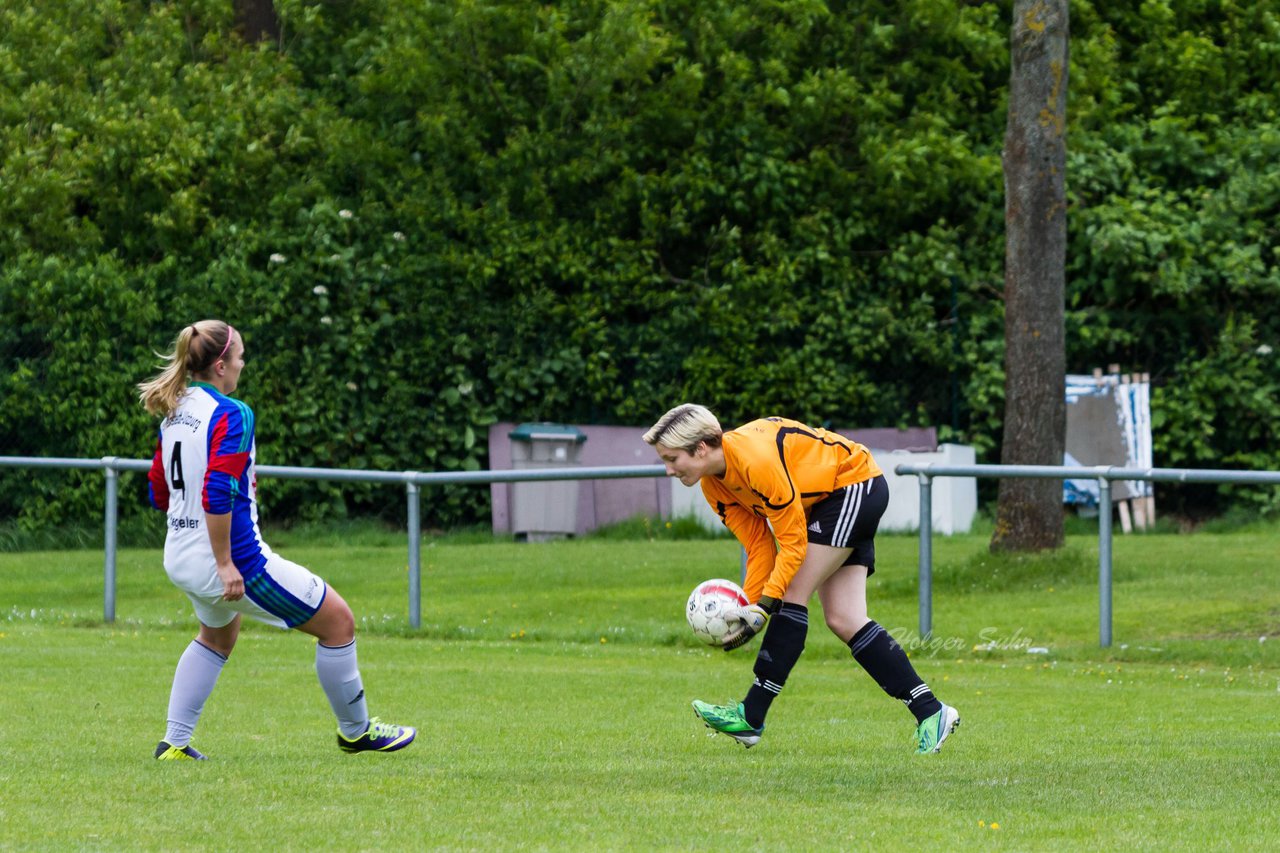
[600,637,608,644]
[978,821,985,828]
[991,823,1001,831]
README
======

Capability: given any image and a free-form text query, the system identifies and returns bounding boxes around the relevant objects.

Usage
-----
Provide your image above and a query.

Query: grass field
[1,527,1278,850]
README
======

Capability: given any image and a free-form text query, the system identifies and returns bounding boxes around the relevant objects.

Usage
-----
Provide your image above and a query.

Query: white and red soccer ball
[685,578,749,646]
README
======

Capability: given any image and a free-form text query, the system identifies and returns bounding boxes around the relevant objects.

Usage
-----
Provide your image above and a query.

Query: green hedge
[2,0,1279,529]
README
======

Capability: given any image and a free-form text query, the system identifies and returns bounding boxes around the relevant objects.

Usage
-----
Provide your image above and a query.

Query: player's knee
[825,609,869,642]
[327,604,356,645]
[199,638,235,658]
[332,596,358,637]
[313,585,356,642]
[197,623,238,658]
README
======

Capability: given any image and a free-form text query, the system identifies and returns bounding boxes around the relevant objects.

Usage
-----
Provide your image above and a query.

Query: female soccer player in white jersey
[138,319,414,760]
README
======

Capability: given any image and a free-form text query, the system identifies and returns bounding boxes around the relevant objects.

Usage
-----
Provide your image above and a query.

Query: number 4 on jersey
[170,441,186,491]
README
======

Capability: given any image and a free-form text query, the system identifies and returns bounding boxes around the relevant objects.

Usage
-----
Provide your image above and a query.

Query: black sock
[848,620,942,723]
[742,603,808,728]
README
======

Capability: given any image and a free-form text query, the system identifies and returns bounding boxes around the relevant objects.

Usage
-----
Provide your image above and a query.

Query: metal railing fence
[0,456,666,627]
[7,455,1279,645]
[893,462,1280,647]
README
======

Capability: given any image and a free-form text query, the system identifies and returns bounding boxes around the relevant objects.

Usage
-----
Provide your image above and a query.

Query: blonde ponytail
[137,320,234,416]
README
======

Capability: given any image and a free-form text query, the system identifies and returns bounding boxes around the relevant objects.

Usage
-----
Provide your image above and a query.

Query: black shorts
[805,475,888,576]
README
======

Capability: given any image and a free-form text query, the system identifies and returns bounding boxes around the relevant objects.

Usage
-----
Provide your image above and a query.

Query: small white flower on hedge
[320,316,333,325]
[313,285,328,295]
[392,231,406,242]
[269,253,286,264]
[1258,344,1273,356]
[339,209,354,219]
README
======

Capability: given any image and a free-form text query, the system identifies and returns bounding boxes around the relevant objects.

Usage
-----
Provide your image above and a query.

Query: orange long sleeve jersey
[700,418,882,603]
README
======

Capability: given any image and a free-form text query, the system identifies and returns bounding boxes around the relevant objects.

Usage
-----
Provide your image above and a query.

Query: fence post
[102,458,118,624]
[406,479,422,629]
[917,472,934,639]
[1097,474,1113,648]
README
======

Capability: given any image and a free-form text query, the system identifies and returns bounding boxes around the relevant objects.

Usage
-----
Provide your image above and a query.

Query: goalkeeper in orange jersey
[644,404,959,753]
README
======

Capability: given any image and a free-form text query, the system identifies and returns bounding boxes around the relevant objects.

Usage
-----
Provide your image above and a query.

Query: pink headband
[217,325,236,362]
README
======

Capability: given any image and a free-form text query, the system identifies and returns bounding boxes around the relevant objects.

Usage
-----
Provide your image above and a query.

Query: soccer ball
[685,578,749,646]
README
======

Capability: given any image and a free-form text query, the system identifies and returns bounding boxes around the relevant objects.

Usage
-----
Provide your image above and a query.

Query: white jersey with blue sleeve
[148,382,272,579]
[147,384,324,628]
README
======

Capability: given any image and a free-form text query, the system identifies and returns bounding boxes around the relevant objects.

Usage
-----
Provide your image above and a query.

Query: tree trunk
[233,0,280,45]
[991,0,1069,553]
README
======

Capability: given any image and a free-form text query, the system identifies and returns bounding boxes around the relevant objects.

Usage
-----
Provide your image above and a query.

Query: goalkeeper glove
[722,595,781,651]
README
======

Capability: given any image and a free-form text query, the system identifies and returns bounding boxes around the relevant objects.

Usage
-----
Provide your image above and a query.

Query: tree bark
[233,0,280,45]
[991,0,1069,552]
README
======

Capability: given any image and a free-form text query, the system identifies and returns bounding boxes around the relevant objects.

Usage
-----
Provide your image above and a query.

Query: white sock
[165,640,227,746]
[316,640,369,739]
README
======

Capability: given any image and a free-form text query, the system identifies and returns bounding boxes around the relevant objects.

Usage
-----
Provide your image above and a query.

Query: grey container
[509,423,587,541]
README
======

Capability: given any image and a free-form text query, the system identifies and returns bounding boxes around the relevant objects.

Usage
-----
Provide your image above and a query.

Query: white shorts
[170,553,327,630]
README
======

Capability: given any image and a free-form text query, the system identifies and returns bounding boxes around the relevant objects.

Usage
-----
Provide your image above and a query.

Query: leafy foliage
[2,0,1278,526]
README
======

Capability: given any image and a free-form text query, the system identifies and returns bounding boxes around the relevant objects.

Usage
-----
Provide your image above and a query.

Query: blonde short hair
[643,404,722,451]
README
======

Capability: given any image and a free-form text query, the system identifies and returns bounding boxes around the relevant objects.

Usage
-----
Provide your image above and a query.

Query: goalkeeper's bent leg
[742,603,808,728]
[848,620,942,723]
